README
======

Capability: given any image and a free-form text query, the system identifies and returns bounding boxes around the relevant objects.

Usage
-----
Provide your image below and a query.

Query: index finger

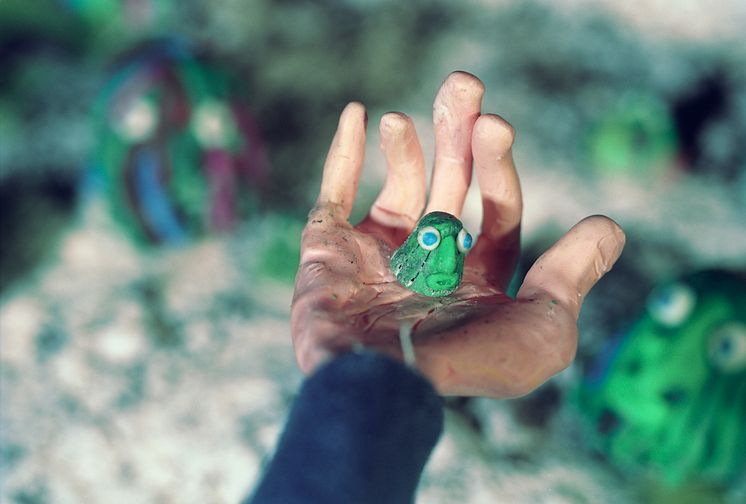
[468,114,522,289]
[472,114,521,245]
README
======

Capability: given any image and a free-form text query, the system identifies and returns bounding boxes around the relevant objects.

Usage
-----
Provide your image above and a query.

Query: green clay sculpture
[578,270,746,487]
[390,211,474,297]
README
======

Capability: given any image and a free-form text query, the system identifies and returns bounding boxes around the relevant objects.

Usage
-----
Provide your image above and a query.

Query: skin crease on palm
[291,71,626,398]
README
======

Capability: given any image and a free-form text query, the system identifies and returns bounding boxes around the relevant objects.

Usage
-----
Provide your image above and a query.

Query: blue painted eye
[708,322,746,373]
[457,228,473,254]
[646,283,696,328]
[417,226,440,251]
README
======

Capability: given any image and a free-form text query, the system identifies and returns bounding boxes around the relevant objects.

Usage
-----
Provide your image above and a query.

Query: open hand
[291,72,625,397]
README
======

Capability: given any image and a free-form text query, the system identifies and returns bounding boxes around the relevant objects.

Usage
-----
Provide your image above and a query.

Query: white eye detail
[646,283,696,328]
[708,322,746,374]
[114,96,157,141]
[417,226,440,251]
[192,100,235,148]
[457,228,473,254]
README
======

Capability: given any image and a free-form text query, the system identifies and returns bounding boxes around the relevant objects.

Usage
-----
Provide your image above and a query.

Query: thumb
[517,215,625,318]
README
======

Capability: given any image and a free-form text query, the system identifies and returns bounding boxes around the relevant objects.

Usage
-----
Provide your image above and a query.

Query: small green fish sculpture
[579,270,746,487]
[390,211,474,297]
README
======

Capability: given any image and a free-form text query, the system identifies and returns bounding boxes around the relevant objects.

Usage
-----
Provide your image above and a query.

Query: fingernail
[340,101,367,127]
[596,228,625,272]
[380,112,410,137]
[474,114,515,156]
[445,71,485,100]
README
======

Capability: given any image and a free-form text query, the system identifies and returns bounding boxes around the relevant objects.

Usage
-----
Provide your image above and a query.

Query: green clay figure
[585,92,679,178]
[579,270,746,487]
[390,211,474,297]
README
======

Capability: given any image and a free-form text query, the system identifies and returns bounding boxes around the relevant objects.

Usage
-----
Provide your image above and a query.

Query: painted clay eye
[457,228,473,254]
[708,322,746,373]
[192,101,235,148]
[417,226,440,251]
[114,96,157,141]
[646,283,696,328]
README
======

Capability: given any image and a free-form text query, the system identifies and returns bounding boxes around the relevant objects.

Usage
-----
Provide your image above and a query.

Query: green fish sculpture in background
[390,211,474,297]
[579,270,746,487]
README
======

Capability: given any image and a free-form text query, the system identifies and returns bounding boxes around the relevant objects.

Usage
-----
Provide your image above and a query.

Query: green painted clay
[390,211,473,297]
[578,270,746,486]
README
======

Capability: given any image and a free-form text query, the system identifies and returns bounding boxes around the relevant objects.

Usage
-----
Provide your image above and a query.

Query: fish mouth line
[426,272,458,290]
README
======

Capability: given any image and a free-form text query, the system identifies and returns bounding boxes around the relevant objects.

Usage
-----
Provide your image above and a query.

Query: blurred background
[1,0,745,502]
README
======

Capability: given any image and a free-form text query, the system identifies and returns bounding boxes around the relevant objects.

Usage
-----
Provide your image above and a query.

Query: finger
[473,114,520,243]
[425,71,484,216]
[368,112,426,232]
[467,114,521,288]
[317,102,368,220]
[517,215,626,319]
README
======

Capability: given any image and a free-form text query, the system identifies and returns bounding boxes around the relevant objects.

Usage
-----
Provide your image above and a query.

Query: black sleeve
[246,352,444,504]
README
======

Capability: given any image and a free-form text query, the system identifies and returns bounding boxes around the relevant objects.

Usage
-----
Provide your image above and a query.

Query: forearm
[246,352,443,504]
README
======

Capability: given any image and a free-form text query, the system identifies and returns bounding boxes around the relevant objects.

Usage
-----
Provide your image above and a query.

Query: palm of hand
[292,73,625,397]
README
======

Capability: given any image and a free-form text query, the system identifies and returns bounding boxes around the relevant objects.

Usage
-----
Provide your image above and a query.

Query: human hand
[291,72,625,397]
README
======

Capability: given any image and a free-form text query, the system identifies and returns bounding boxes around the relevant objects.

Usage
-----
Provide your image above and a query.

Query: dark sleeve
[246,352,444,504]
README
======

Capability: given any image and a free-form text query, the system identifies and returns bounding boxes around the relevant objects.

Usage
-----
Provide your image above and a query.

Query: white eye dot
[192,100,235,148]
[114,96,157,141]
[646,283,696,328]
[708,322,746,374]
[417,226,440,251]
[457,228,473,254]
